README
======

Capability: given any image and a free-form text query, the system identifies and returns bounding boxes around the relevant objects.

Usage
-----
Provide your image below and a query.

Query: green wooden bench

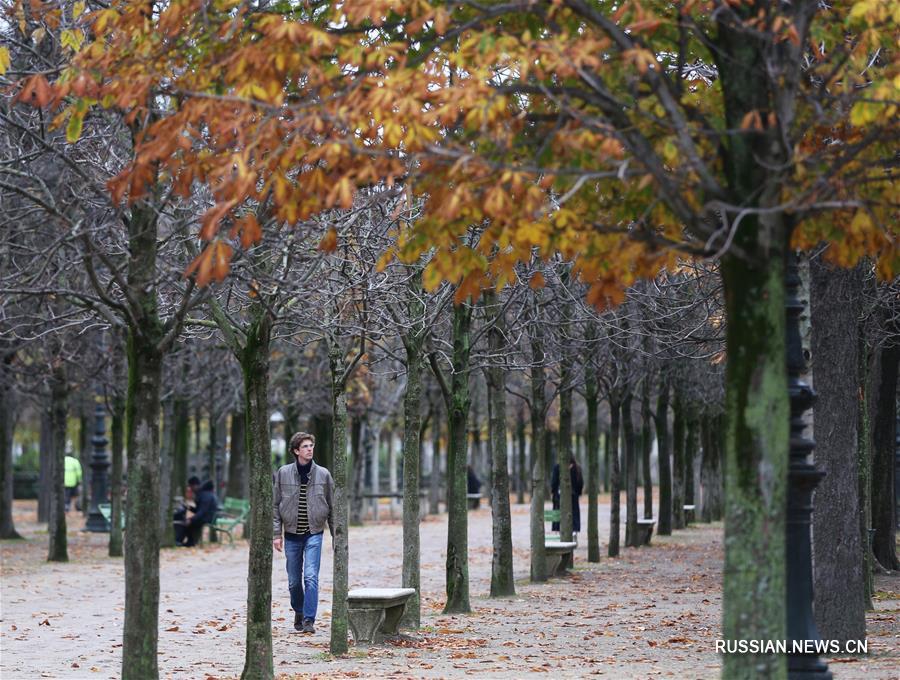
[544,509,561,541]
[209,497,250,544]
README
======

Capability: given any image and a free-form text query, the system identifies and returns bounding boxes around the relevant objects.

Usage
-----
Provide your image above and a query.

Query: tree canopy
[8,0,897,301]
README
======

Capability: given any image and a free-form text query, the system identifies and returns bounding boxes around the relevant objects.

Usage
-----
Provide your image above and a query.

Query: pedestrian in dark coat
[551,457,584,533]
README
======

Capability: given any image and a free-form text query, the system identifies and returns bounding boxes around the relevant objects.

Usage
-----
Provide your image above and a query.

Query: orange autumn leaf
[185,241,233,287]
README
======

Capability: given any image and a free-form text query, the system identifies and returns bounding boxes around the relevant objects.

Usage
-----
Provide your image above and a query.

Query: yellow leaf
[66,110,84,143]
[849,210,872,235]
[0,47,10,76]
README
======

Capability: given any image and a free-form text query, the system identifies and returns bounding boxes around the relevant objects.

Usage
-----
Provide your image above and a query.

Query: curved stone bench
[544,541,577,577]
[347,587,416,645]
[636,517,656,545]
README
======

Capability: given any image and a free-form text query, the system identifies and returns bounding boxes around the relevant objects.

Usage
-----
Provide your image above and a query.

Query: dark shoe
[293,613,303,631]
[301,618,315,634]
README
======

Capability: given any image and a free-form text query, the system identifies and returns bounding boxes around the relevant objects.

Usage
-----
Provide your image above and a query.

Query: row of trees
[2,1,897,678]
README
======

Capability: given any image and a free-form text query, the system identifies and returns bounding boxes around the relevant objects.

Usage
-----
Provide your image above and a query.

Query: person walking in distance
[273,432,334,634]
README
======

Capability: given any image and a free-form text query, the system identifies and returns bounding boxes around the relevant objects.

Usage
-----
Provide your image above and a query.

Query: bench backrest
[222,497,250,515]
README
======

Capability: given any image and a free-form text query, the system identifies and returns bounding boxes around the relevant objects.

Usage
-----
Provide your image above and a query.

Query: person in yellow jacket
[64,455,82,511]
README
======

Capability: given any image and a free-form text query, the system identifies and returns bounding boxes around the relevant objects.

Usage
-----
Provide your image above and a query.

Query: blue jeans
[284,532,323,622]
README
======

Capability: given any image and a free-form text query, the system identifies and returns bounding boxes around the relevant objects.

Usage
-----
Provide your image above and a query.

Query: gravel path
[1,498,897,679]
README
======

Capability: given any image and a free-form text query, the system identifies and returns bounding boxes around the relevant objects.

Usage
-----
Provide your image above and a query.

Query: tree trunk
[585,358,601,562]
[516,407,526,505]
[401,271,424,628]
[557,371,574,543]
[485,290,514,597]
[47,362,68,563]
[121,199,167,680]
[623,392,638,548]
[227,409,247,499]
[529,333,547,581]
[310,413,333,475]
[672,392,686,531]
[79,410,90,517]
[655,380,672,535]
[110,388,125,558]
[38,406,52,523]
[328,339,351,655]
[871,340,899,571]
[719,253,789,679]
[122,331,163,680]
[857,322,874,608]
[444,302,471,614]
[0,351,22,539]
[684,413,698,518]
[603,427,610,493]
[810,259,866,643]
[159,397,176,548]
[641,379,653,521]
[700,414,723,522]
[239,311,274,680]
[429,401,441,515]
[608,393,622,557]
[349,416,364,526]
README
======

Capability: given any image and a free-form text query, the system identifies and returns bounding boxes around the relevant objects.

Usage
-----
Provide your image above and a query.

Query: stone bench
[544,541,577,577]
[684,504,696,524]
[466,493,482,509]
[636,517,656,545]
[347,587,416,645]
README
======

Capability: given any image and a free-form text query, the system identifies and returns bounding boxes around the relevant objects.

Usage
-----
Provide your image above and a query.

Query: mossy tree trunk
[47,362,68,563]
[528,316,547,581]
[401,270,424,628]
[719,253,789,679]
[443,302,472,613]
[485,289,514,597]
[121,199,166,680]
[328,338,352,654]
[239,309,274,680]
[655,380,672,535]
[123,329,163,680]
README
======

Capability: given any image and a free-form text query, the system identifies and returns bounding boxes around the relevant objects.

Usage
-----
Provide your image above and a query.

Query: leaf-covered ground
[1,498,897,678]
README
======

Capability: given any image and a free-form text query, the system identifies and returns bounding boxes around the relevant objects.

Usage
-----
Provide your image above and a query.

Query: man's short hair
[289,432,316,454]
[188,476,201,486]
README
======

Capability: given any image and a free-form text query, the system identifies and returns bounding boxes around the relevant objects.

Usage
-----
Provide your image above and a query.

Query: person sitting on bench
[175,476,217,547]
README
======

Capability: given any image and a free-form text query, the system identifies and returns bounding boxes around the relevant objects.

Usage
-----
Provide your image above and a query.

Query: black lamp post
[85,398,111,532]
[785,252,831,678]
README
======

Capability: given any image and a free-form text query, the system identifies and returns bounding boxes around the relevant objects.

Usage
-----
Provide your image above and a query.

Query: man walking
[63,454,82,512]
[273,432,334,634]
